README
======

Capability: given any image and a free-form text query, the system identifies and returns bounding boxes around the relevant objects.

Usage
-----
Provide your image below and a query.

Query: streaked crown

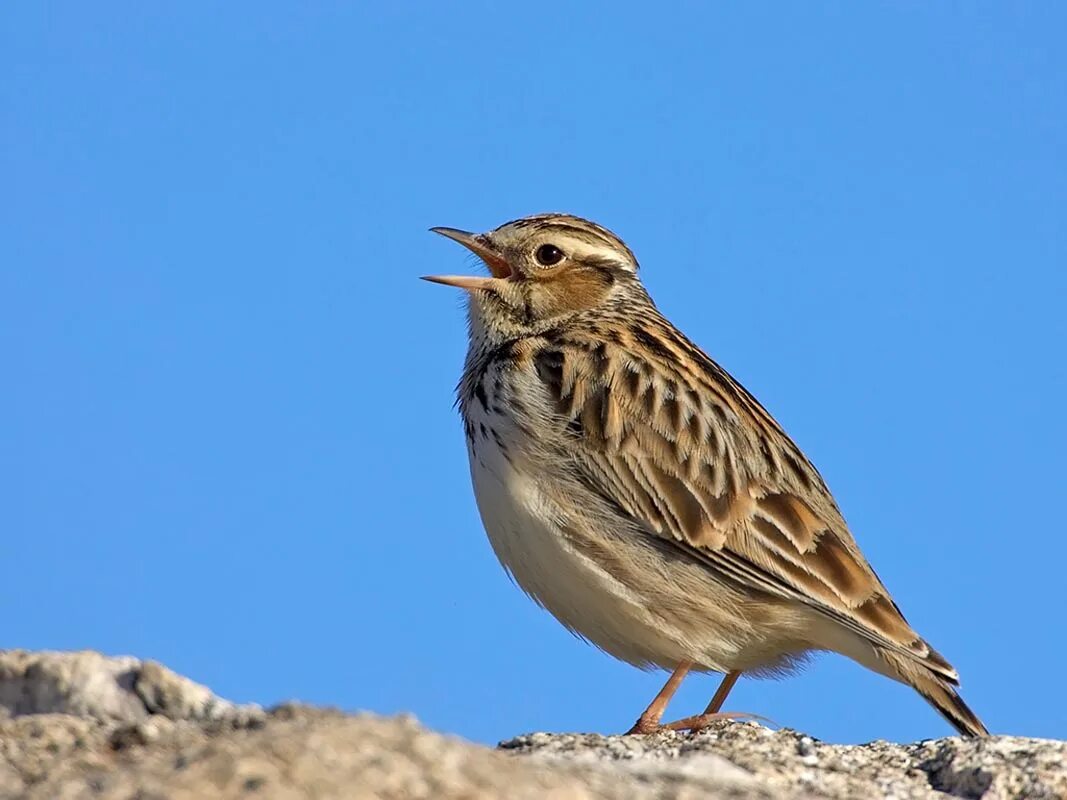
[489,213,639,274]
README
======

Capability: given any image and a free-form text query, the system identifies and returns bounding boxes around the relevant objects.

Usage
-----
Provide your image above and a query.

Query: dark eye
[534,244,565,266]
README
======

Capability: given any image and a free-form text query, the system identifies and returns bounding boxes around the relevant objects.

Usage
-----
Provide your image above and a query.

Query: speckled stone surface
[503,723,1067,799]
[0,650,1062,799]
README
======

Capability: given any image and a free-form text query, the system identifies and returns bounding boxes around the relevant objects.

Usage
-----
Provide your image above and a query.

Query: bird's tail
[912,671,988,738]
[879,648,989,737]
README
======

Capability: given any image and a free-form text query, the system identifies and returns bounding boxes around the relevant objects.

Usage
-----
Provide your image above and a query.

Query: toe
[663,711,760,732]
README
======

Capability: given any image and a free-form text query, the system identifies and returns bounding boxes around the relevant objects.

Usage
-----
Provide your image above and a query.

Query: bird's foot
[625,713,666,735]
[662,711,770,733]
[625,711,755,735]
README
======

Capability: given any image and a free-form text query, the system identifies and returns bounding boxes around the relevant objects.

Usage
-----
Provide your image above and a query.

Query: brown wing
[534,323,957,680]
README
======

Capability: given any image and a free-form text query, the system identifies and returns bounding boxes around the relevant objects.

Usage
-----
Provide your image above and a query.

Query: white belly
[466,427,719,671]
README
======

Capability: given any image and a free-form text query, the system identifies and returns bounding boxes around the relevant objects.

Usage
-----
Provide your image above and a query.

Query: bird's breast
[458,368,710,669]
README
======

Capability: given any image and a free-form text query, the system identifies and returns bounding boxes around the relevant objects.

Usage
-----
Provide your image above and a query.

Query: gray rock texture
[504,728,1067,800]
[0,650,1062,799]
[0,650,261,725]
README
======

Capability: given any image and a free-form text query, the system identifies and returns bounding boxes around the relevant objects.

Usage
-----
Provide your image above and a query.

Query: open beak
[423,227,512,290]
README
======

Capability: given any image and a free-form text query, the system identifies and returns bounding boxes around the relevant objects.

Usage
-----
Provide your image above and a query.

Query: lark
[424,213,987,737]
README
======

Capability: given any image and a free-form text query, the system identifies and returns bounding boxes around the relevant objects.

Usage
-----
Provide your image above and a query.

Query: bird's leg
[706,669,741,714]
[662,670,748,732]
[625,661,692,735]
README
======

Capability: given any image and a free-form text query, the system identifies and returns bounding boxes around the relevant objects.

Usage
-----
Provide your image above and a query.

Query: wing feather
[535,328,956,680]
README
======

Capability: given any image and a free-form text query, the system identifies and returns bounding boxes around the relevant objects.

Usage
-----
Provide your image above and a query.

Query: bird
[424,212,988,738]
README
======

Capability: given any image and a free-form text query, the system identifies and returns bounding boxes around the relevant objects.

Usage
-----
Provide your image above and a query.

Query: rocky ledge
[0,651,1061,799]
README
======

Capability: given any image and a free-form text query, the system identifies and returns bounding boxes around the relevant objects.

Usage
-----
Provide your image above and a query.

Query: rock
[0,650,262,724]
[0,650,1063,799]
[503,726,1067,799]
[0,705,664,800]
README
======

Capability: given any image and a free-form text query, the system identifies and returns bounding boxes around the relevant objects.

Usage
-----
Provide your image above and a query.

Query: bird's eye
[534,244,565,267]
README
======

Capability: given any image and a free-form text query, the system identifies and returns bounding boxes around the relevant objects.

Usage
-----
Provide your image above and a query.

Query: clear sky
[4,4,1065,745]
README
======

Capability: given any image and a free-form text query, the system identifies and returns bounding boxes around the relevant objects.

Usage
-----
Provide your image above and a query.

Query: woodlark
[425,213,987,737]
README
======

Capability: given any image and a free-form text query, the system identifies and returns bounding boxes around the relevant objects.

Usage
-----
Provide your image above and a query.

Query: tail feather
[914,673,988,738]
[880,648,989,737]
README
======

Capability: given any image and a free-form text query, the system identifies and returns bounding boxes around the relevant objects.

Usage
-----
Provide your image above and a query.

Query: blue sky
[3,4,1065,744]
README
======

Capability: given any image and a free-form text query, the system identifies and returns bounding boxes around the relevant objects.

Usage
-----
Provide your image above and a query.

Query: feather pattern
[534,318,956,674]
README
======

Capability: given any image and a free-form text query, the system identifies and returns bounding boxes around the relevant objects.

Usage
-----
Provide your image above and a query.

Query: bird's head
[425,213,647,341]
